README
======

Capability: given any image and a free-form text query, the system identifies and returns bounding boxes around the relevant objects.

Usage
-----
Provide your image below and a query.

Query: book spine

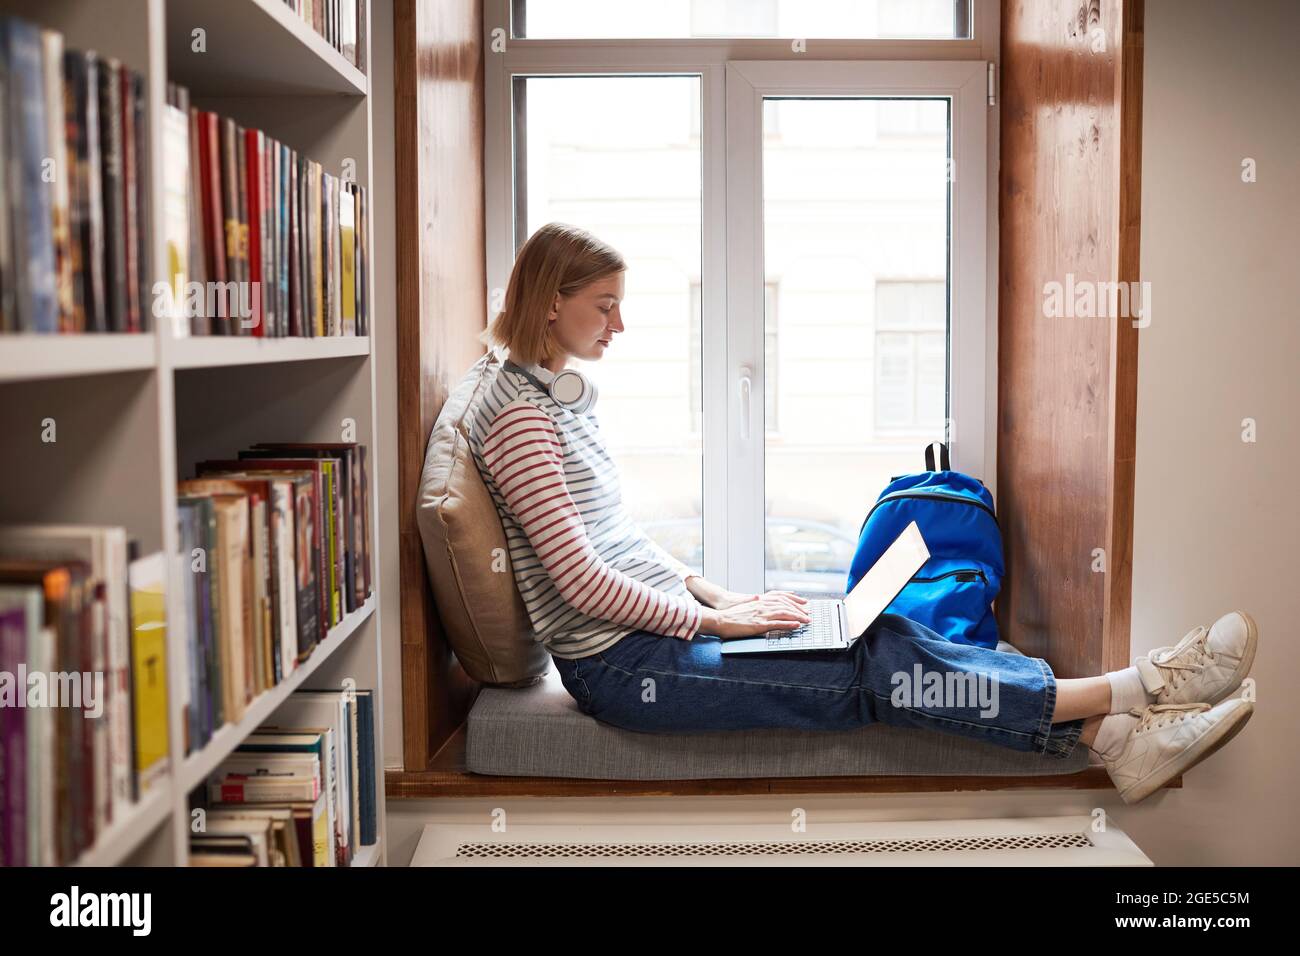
[201,111,226,318]
[293,477,320,659]
[201,497,222,735]
[244,128,263,337]
[8,20,58,332]
[131,71,149,332]
[311,163,323,336]
[90,583,109,837]
[0,607,28,865]
[288,149,301,336]
[186,106,208,333]
[97,58,125,333]
[279,143,290,337]
[177,504,201,753]
[72,575,92,859]
[61,52,84,332]
[213,778,316,803]
[263,136,275,337]
[339,182,356,336]
[220,117,240,334]
[356,692,375,845]
[41,30,74,333]
[234,122,250,335]
[161,104,190,338]
[0,56,12,331]
[119,65,140,333]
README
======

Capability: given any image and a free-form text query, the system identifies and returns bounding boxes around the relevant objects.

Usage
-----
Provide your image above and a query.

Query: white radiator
[410,815,1151,866]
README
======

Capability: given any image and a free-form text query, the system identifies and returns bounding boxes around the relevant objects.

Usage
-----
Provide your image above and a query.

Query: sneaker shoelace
[1147,626,1212,691]
[1129,701,1211,731]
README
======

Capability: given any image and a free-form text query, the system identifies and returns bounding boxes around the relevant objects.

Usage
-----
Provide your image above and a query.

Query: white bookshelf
[165,334,371,369]
[0,0,387,867]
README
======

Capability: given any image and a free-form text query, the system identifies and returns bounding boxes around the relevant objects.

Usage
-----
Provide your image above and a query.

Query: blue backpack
[845,443,1003,649]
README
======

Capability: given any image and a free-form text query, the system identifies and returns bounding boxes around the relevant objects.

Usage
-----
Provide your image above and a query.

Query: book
[230,730,335,865]
[0,526,133,835]
[97,55,125,332]
[41,29,73,333]
[197,457,332,645]
[220,116,241,333]
[244,127,264,337]
[127,552,168,795]
[119,64,141,332]
[266,693,356,864]
[0,17,149,338]
[161,103,190,337]
[1,17,58,332]
[339,181,356,336]
[64,50,107,333]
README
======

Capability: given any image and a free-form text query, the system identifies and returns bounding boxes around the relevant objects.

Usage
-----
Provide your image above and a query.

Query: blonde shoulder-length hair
[480,222,626,367]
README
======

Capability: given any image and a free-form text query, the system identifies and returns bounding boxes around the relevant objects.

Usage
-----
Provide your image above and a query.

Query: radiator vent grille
[455,831,1094,860]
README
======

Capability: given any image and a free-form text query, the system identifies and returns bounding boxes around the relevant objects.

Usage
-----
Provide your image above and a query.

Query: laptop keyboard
[764,600,839,648]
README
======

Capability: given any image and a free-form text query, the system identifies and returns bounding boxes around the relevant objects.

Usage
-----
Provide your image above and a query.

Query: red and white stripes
[480,400,702,644]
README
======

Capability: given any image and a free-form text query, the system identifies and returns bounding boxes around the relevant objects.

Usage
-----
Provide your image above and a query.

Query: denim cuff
[1031,656,1085,758]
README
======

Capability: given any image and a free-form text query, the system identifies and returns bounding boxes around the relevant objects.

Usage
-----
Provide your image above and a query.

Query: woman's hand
[712,587,807,612]
[697,591,812,639]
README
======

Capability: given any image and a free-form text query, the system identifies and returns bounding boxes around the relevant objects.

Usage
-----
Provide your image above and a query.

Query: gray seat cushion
[466,641,1091,779]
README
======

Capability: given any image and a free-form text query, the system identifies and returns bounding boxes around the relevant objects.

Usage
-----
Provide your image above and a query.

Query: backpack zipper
[910,568,988,584]
[859,490,999,536]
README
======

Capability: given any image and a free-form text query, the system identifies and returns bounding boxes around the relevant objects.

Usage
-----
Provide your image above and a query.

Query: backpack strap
[924,441,951,472]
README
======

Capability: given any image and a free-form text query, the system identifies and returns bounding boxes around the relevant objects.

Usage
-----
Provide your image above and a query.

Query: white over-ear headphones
[503,357,599,415]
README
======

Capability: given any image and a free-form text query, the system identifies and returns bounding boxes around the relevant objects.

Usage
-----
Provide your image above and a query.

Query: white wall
[383,0,1300,864]
[1120,0,1299,864]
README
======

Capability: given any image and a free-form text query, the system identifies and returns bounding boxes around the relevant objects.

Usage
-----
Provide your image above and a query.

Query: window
[690,281,777,436]
[513,0,973,40]
[486,2,994,594]
[874,280,947,434]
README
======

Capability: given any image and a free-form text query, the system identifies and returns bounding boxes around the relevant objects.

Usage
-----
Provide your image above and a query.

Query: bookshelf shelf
[178,596,376,794]
[0,333,157,383]
[166,0,367,97]
[71,783,173,868]
[166,335,371,370]
[0,0,387,867]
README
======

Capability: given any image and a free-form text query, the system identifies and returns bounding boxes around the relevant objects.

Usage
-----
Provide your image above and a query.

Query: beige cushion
[416,350,549,687]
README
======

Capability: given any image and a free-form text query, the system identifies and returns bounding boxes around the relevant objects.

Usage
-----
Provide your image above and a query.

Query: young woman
[466,222,1257,805]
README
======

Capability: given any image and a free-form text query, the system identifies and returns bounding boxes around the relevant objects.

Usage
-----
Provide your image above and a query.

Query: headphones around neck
[503,356,599,415]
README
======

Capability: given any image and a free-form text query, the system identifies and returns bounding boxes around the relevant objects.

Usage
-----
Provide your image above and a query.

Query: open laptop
[720,521,929,655]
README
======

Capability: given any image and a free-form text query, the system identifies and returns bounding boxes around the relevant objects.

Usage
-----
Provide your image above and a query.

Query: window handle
[738,364,752,441]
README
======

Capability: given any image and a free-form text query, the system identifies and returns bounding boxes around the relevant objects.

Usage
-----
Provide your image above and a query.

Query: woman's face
[544,271,625,371]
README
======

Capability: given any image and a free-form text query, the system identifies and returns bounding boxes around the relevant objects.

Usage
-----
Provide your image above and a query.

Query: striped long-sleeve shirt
[466,355,703,659]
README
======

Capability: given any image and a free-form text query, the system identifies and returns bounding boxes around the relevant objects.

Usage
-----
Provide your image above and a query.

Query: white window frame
[483,0,1000,593]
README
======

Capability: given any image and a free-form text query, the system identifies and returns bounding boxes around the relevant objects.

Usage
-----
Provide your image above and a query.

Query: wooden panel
[1104,0,1144,671]
[394,0,487,769]
[997,0,1143,677]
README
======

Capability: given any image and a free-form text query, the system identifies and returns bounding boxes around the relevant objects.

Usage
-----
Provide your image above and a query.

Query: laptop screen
[842,521,930,638]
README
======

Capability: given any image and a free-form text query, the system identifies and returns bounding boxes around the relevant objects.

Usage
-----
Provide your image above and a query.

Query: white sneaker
[1134,611,1258,706]
[1098,698,1254,805]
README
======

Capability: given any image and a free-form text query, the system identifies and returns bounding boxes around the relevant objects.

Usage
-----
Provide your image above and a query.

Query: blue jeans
[551,613,1084,757]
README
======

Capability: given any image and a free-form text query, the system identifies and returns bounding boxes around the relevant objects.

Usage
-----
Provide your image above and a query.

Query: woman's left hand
[713,588,809,612]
